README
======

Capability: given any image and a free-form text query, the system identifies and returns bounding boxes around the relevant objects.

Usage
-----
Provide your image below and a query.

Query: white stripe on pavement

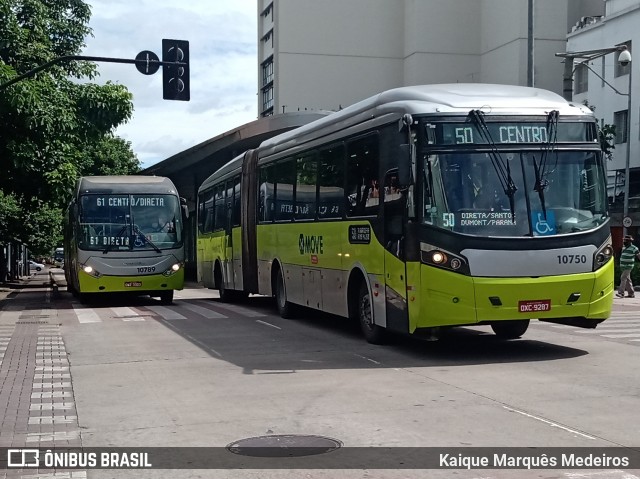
[72,305,101,323]
[145,305,187,320]
[180,302,227,319]
[579,328,640,334]
[196,299,266,317]
[111,307,141,318]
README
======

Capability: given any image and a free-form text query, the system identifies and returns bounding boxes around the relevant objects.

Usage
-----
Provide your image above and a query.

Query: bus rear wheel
[491,319,529,339]
[275,267,295,319]
[159,290,174,305]
[215,265,241,302]
[358,283,386,344]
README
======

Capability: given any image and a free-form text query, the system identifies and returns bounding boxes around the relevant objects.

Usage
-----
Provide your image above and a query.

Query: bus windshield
[78,194,183,251]
[422,150,608,236]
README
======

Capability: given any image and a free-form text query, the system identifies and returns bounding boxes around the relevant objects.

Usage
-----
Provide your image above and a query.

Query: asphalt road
[1,270,639,479]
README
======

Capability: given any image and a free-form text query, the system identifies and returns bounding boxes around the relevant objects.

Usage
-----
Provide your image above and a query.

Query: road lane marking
[502,406,596,440]
[111,307,141,318]
[180,302,227,319]
[353,353,381,365]
[600,333,640,338]
[72,305,101,323]
[145,305,187,320]
[578,329,640,334]
[199,300,266,317]
[256,320,281,330]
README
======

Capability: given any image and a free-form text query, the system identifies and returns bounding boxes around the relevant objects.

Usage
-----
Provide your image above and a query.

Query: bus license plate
[125,281,142,287]
[519,300,551,313]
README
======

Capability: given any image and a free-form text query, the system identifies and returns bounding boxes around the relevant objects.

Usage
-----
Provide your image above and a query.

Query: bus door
[382,171,409,333]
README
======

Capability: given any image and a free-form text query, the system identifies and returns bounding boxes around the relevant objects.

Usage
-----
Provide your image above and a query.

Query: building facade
[566,0,639,227]
[257,0,603,117]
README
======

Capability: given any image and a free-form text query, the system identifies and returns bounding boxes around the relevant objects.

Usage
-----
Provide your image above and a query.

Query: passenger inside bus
[152,215,175,233]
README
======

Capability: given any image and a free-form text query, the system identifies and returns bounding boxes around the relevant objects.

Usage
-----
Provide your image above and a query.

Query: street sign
[623,216,633,228]
[135,50,160,75]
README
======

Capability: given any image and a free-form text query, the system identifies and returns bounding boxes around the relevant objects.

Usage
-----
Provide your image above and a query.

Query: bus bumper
[412,259,614,331]
[77,269,184,294]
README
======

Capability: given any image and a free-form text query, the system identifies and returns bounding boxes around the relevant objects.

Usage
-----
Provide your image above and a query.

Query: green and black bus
[197,84,613,343]
[64,176,186,304]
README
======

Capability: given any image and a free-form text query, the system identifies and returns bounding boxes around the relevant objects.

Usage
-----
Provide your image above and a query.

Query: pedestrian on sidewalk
[617,234,640,298]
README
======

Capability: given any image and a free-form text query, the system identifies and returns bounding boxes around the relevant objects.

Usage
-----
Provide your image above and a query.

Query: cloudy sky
[83,0,258,169]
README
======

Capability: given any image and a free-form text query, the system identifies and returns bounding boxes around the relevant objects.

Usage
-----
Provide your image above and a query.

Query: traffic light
[162,39,190,101]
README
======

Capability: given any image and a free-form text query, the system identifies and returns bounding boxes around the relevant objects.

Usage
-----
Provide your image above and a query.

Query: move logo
[298,234,324,255]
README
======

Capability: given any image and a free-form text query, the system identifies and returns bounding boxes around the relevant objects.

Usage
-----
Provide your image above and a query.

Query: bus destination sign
[435,122,592,145]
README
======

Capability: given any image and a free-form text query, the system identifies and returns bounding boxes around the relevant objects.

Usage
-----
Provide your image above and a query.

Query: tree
[0,0,139,257]
[582,100,616,161]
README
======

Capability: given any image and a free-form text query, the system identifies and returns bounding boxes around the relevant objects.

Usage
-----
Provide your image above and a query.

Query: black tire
[357,282,386,344]
[274,267,295,319]
[35,267,42,272]
[160,290,174,305]
[491,319,530,339]
[215,265,235,302]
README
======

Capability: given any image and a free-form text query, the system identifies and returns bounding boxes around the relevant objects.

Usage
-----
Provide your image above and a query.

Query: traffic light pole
[0,54,186,93]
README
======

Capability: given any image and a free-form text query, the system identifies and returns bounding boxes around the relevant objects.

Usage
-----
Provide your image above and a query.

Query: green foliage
[0,0,140,255]
[0,191,22,246]
[582,100,616,161]
[598,123,616,162]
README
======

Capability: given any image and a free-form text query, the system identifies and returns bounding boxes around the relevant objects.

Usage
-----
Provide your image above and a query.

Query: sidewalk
[0,272,52,304]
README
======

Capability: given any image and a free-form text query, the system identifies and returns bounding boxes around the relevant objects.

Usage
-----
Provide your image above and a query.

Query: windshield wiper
[133,225,162,253]
[468,110,518,217]
[532,110,559,219]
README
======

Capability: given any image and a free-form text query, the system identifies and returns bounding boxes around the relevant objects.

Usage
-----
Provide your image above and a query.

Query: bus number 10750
[557,254,588,264]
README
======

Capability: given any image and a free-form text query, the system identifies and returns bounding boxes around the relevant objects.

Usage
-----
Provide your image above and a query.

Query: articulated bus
[64,176,186,304]
[197,84,613,343]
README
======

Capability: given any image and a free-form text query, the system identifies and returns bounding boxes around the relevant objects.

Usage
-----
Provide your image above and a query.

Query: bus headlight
[163,263,182,276]
[593,238,613,271]
[420,243,469,274]
[82,265,101,278]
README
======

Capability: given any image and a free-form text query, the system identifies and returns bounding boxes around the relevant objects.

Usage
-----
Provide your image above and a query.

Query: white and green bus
[64,176,187,304]
[197,84,613,343]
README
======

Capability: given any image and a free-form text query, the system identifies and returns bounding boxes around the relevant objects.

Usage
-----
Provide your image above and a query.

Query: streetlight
[555,45,632,233]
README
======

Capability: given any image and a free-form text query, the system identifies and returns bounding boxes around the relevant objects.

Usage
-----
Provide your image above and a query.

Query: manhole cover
[227,434,342,457]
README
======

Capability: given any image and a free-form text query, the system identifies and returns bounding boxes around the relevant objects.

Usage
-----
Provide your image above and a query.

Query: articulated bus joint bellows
[538,317,605,329]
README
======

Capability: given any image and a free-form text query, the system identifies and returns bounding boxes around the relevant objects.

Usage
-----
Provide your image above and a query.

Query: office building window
[262,57,273,87]
[262,29,273,48]
[262,3,273,20]
[574,63,588,94]
[614,110,628,144]
[262,86,274,112]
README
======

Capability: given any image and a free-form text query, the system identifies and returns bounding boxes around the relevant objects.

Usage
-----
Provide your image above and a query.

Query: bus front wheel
[491,319,529,339]
[275,267,295,319]
[358,283,386,344]
[159,290,174,305]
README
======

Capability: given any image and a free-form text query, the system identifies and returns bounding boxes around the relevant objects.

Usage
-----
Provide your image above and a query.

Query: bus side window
[346,134,380,217]
[232,176,241,227]
[318,144,345,219]
[214,185,225,231]
[203,189,214,232]
[258,165,275,223]
[295,153,317,220]
[275,159,295,222]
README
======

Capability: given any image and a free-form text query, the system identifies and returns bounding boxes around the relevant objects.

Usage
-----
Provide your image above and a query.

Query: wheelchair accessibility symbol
[531,211,556,236]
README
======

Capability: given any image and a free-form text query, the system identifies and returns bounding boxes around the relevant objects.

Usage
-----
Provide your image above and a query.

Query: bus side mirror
[180,197,189,219]
[397,144,412,187]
